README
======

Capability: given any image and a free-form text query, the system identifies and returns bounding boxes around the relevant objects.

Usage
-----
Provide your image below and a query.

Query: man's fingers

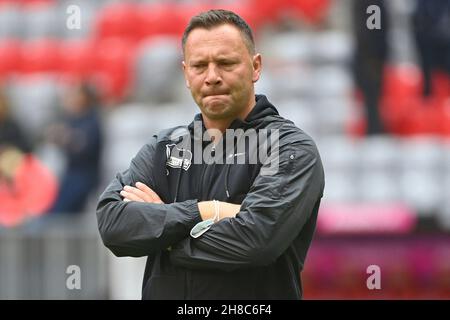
[135,182,164,204]
[120,183,165,204]
[122,185,153,202]
[120,190,145,202]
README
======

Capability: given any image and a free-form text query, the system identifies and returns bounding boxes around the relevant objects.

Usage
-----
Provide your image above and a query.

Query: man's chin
[203,102,229,115]
[204,107,236,121]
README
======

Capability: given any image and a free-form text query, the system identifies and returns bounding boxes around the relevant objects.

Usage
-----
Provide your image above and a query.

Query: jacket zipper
[189,145,214,299]
[197,144,215,198]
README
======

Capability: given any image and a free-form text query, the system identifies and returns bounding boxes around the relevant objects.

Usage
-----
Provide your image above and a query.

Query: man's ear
[252,54,262,83]
[182,61,190,88]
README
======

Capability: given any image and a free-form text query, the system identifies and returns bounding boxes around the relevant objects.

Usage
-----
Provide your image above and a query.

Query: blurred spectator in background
[352,0,389,135]
[46,83,103,214]
[1,87,57,226]
[0,87,31,159]
[412,0,450,97]
[0,87,31,185]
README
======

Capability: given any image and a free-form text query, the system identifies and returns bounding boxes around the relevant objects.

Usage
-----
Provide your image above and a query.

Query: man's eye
[192,64,206,69]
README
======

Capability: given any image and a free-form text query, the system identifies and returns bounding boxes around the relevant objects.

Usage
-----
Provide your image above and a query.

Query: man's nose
[205,64,221,86]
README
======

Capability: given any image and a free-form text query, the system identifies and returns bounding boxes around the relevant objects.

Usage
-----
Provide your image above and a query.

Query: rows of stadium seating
[0,0,332,100]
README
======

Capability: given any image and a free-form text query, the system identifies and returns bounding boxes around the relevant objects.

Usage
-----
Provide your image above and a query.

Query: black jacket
[97,95,325,299]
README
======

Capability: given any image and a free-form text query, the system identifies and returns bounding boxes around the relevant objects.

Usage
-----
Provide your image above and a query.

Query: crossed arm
[120,182,241,221]
[98,134,324,270]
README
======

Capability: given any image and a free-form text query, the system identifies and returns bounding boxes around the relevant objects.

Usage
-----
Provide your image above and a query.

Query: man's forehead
[185,46,240,61]
[185,24,246,49]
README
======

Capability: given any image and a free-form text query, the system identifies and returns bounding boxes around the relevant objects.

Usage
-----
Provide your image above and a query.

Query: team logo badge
[165,144,192,171]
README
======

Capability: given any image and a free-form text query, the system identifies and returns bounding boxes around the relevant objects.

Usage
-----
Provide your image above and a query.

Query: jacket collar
[188,94,278,136]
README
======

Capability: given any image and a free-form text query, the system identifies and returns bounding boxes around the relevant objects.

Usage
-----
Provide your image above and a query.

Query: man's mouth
[205,93,227,97]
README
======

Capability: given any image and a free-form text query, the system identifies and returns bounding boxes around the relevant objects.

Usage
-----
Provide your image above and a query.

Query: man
[352,0,389,135]
[412,0,450,97]
[97,9,324,299]
[48,83,103,213]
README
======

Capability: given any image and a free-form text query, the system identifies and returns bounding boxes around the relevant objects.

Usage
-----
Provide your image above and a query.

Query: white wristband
[213,200,220,222]
[190,200,220,238]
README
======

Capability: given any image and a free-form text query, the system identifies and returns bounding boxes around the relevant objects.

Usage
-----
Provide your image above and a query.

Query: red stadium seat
[137,3,185,40]
[248,0,287,23]
[431,71,450,102]
[381,65,450,136]
[383,65,423,102]
[92,38,137,102]
[0,0,54,5]
[395,100,438,136]
[225,3,265,33]
[94,2,139,41]
[435,99,450,136]
[177,2,217,36]
[287,0,331,24]
[380,65,423,134]
[58,40,94,80]
[18,0,55,5]
[0,40,20,79]
[19,39,60,73]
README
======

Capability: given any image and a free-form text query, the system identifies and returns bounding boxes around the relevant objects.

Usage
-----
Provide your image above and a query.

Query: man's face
[183,24,261,123]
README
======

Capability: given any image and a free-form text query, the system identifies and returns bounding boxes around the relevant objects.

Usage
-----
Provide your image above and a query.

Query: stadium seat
[319,136,361,171]
[8,74,60,139]
[383,65,422,100]
[19,0,55,5]
[359,170,400,203]
[431,72,450,102]
[92,38,137,102]
[0,40,20,79]
[57,40,94,80]
[359,136,399,170]
[286,0,331,24]
[437,99,450,136]
[19,39,60,73]
[312,65,353,99]
[322,171,359,202]
[381,65,422,132]
[137,3,185,40]
[94,2,139,41]
[315,97,354,136]
[0,3,21,39]
[397,101,440,136]
[399,138,444,213]
[22,1,59,40]
[278,100,318,137]
[260,31,314,65]
[132,37,182,103]
[176,2,211,29]
[312,31,353,64]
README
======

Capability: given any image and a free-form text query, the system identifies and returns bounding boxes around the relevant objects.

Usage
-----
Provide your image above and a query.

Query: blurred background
[0,0,449,299]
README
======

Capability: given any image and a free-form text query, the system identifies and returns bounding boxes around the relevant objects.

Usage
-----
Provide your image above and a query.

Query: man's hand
[120,182,164,204]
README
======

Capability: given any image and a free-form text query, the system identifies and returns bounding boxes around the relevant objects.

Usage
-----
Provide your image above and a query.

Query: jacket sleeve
[96,136,202,257]
[169,134,325,272]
